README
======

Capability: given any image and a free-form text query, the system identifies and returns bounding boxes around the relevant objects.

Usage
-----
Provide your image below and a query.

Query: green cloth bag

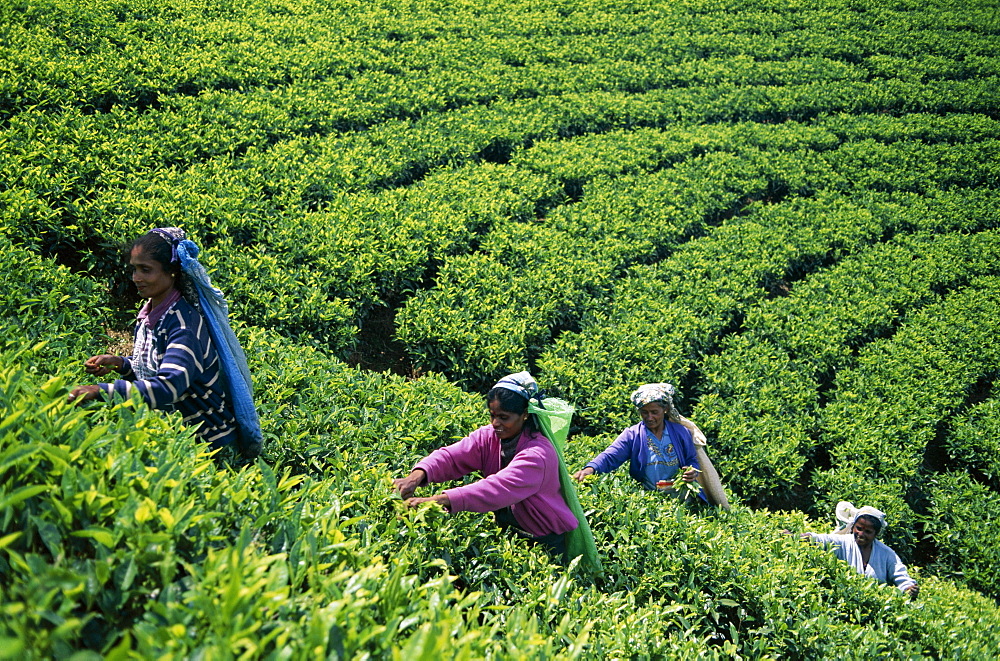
[529,397,603,574]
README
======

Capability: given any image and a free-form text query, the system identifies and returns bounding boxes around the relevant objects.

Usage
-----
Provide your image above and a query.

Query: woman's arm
[393,468,427,499]
[68,356,131,404]
[99,317,208,409]
[404,493,451,510]
[887,548,919,596]
[84,355,125,376]
[445,445,548,513]
[581,428,636,476]
[806,532,846,546]
[414,428,489,484]
[672,424,701,472]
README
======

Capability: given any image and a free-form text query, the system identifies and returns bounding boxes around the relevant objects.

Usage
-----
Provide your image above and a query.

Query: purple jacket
[414,425,579,538]
[586,421,701,488]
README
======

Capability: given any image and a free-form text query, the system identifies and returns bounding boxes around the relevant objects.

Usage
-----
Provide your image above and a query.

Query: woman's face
[130,247,175,304]
[851,518,879,549]
[639,402,666,434]
[489,398,528,440]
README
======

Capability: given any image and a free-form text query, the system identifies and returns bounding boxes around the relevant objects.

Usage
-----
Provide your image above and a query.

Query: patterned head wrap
[834,501,886,535]
[492,371,544,405]
[149,227,186,264]
[630,383,680,420]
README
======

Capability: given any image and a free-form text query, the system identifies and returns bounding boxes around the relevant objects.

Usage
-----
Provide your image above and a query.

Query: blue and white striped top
[101,295,239,448]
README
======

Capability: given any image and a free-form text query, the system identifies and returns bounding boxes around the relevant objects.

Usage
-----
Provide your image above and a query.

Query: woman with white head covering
[802,501,919,597]
[573,383,729,508]
[394,372,580,561]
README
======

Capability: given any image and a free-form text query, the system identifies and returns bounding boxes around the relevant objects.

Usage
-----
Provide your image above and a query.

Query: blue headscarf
[152,227,263,457]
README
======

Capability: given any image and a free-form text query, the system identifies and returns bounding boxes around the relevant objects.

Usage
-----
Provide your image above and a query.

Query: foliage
[923,471,1000,601]
[3,0,1000,656]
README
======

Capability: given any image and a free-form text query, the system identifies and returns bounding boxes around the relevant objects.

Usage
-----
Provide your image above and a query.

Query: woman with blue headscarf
[68,228,261,457]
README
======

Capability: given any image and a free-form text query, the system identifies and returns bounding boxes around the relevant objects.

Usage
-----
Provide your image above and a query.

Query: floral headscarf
[630,383,680,420]
[834,501,886,534]
[149,227,186,263]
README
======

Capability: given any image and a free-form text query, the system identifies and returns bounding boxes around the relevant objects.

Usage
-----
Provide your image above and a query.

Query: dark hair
[129,232,196,305]
[856,514,883,536]
[486,387,537,431]
[130,233,176,273]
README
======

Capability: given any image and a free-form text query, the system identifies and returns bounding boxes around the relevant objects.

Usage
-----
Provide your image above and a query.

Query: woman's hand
[573,466,595,482]
[84,355,124,376]
[67,384,102,405]
[905,583,919,599]
[405,493,451,511]
[393,469,427,499]
[681,467,700,483]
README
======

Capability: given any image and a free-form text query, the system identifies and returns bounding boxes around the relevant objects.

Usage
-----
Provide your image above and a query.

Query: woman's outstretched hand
[393,469,427,499]
[405,493,451,511]
[573,466,595,482]
[67,384,102,405]
[84,355,124,376]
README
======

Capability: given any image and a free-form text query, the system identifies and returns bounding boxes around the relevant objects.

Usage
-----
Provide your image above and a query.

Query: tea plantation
[3,0,1000,657]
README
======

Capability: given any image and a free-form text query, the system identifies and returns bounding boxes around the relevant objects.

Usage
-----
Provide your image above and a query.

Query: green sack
[529,398,603,574]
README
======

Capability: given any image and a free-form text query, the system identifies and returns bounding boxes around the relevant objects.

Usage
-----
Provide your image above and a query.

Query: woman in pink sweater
[393,373,579,558]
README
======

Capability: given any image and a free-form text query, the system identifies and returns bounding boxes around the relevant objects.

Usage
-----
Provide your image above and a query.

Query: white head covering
[834,501,886,534]
[630,383,680,420]
[492,371,541,402]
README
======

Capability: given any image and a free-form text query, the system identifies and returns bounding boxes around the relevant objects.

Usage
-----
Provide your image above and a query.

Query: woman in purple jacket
[573,383,706,502]
[393,373,579,557]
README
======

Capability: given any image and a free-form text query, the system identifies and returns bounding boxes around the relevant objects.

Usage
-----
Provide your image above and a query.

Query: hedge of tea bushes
[5,0,1000,364]
[510,112,1000,198]
[5,0,997,123]
[0,231,108,364]
[691,223,1000,506]
[6,242,1000,657]
[400,122,998,386]
[5,150,565,348]
[395,149,789,384]
[811,276,1000,553]
[4,0,1000,654]
[923,469,1000,602]
[942,396,1000,493]
[238,328,485,469]
[0,350,578,659]
[538,182,998,432]
[6,349,1000,659]
[813,276,998,520]
[397,143,851,385]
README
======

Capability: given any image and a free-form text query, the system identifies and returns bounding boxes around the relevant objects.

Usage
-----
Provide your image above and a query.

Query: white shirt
[810,533,916,592]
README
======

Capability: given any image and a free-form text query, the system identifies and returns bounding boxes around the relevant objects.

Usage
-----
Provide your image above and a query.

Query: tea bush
[943,396,1000,491]
[0,233,108,363]
[0,355,550,658]
[813,276,1000,553]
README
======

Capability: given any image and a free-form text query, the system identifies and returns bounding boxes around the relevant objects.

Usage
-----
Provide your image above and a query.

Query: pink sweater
[415,425,579,538]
